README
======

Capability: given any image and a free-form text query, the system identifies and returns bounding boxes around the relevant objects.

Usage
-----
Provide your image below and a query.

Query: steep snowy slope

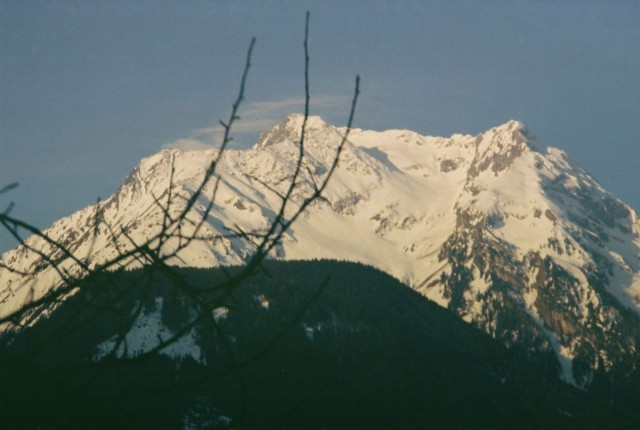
[2,114,639,385]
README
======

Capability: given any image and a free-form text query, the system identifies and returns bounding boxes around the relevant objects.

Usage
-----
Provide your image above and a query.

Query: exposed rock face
[2,114,639,387]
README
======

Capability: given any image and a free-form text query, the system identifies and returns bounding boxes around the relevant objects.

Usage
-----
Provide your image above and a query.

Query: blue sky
[1,1,639,252]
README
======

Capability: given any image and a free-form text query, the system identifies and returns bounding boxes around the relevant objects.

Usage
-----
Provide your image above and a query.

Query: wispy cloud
[164,138,213,152]
[162,95,349,150]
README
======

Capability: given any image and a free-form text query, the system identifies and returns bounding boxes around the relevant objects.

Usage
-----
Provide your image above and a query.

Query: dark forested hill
[1,260,637,429]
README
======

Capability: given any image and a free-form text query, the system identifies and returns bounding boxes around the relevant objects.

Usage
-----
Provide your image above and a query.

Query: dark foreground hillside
[1,260,637,429]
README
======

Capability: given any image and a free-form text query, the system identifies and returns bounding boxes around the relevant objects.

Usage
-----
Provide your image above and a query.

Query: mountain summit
[2,116,639,386]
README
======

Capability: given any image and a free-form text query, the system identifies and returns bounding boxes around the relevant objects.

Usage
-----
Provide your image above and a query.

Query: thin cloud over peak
[162,138,213,152]
[162,95,350,150]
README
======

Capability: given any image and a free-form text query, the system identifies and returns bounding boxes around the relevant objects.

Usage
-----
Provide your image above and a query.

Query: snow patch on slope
[93,297,205,363]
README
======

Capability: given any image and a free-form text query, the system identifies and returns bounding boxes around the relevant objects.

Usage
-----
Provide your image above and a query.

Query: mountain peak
[468,119,543,177]
[496,118,525,130]
[486,119,542,150]
[256,114,331,148]
[284,113,328,127]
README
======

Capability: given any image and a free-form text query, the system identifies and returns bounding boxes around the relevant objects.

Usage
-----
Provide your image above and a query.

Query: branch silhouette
[0,12,359,428]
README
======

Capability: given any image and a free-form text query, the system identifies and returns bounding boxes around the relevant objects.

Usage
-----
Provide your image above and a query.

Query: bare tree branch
[0,12,361,426]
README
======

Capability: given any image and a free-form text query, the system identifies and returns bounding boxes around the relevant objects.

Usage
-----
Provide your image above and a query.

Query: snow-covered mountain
[2,114,639,386]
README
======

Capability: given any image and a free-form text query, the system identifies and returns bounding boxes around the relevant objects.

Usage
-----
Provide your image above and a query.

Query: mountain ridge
[2,115,639,387]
